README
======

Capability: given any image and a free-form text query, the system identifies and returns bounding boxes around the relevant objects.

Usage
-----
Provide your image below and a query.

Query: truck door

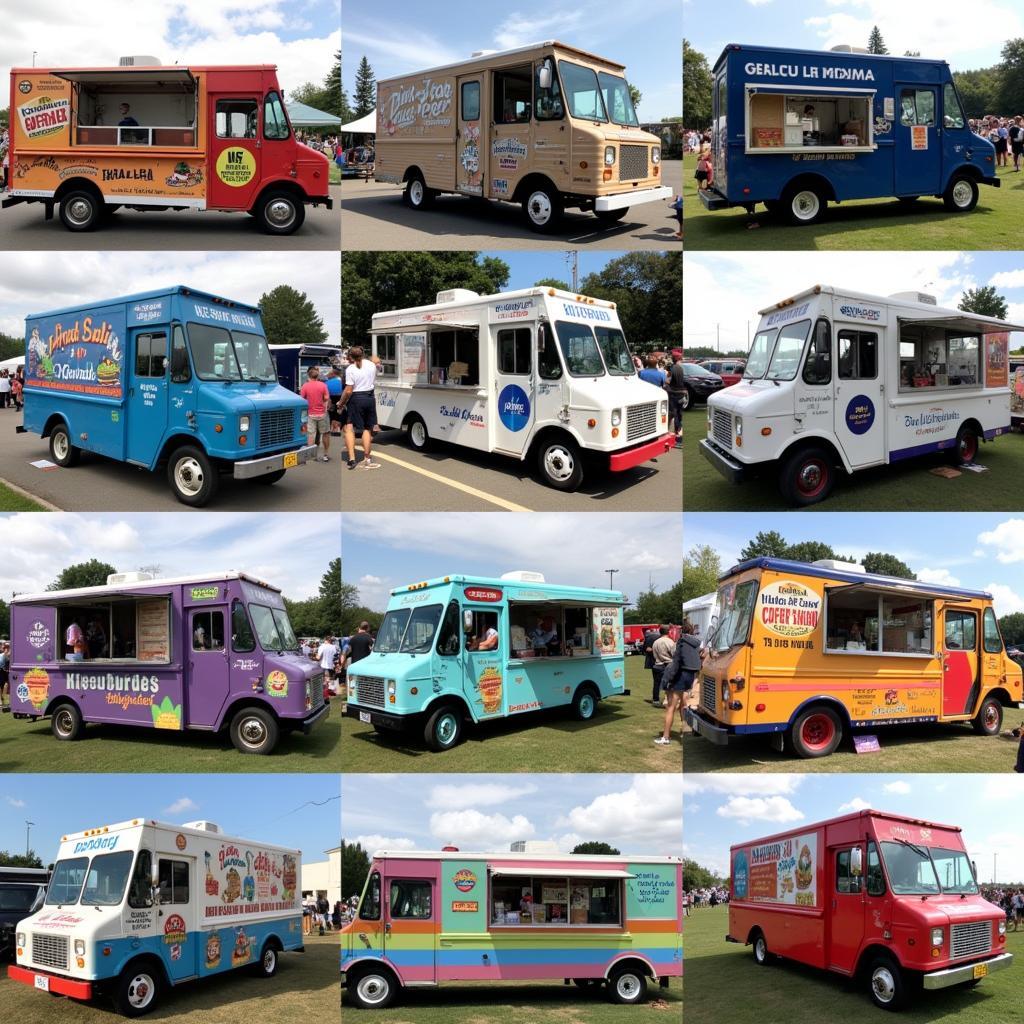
[157,853,198,982]
[353,869,385,965]
[384,875,437,982]
[168,323,198,436]
[942,607,980,716]
[833,325,885,468]
[490,64,532,201]
[186,603,231,728]
[895,85,942,196]
[493,325,535,455]
[456,76,485,195]
[126,329,169,466]
[462,605,506,721]
[829,845,866,973]
[208,94,263,211]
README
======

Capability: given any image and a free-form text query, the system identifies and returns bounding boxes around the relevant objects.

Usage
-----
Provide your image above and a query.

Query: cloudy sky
[342,0,681,121]
[1,0,339,105]
[687,0,1022,73]
[0,773,339,865]
[0,512,339,602]
[341,512,681,611]
[685,252,1024,354]
[342,773,683,861]
[0,252,340,343]
[686,773,1024,884]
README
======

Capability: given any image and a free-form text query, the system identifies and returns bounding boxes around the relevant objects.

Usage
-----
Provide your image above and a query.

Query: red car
[699,359,746,386]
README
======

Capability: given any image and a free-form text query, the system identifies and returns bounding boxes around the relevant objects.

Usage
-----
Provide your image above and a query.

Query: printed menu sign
[137,600,170,662]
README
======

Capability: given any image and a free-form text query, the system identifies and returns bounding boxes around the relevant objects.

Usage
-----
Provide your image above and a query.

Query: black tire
[347,966,397,1009]
[406,414,430,451]
[535,435,585,491]
[113,963,162,1017]
[253,942,279,978]
[522,183,564,232]
[595,208,628,224]
[607,967,647,1005]
[404,173,434,210]
[49,423,81,467]
[59,189,103,232]
[789,706,843,759]
[972,696,1003,736]
[942,174,979,213]
[229,707,280,755]
[571,685,600,722]
[950,424,980,466]
[51,702,84,742]
[680,386,694,411]
[256,191,305,235]
[781,181,827,225]
[424,704,463,752]
[167,445,219,507]
[752,931,772,966]
[256,469,287,485]
[778,445,835,506]
[867,953,908,1011]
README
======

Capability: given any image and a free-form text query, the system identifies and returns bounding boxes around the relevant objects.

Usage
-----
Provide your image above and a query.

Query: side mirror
[850,847,863,877]
[538,60,553,91]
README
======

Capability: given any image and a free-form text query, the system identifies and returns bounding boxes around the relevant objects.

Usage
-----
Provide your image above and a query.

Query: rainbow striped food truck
[9,818,302,1017]
[345,572,628,750]
[9,570,329,754]
[685,558,1024,758]
[340,847,683,1008]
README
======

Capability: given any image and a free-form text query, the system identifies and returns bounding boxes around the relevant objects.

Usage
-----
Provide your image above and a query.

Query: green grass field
[682,153,1024,250]
[686,905,1020,1024]
[339,657,682,773]
[681,408,1024,511]
[0,480,46,511]
[341,977,682,1024]
[0,702,341,773]
[0,933,337,1024]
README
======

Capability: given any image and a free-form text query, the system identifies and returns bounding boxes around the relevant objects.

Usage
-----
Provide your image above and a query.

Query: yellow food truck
[685,557,1024,758]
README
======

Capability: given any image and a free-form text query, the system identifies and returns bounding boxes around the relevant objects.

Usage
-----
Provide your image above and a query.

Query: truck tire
[867,953,908,1011]
[113,963,162,1017]
[424,704,463,751]
[49,424,82,467]
[595,208,628,224]
[256,191,305,235]
[971,696,1003,736]
[167,445,219,507]
[950,424,980,465]
[59,190,103,232]
[406,414,430,451]
[571,685,599,722]
[229,707,280,755]
[536,436,584,491]
[348,966,397,1009]
[607,966,647,1005]
[522,184,564,232]
[778,445,835,506]
[51,702,84,742]
[404,173,434,210]
[752,931,772,966]
[789,706,843,759]
[942,174,979,213]
[781,182,826,225]
[254,941,279,977]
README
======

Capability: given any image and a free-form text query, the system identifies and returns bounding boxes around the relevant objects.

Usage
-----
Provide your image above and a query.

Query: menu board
[401,333,428,384]
[136,599,170,662]
[986,333,1009,388]
[592,607,622,655]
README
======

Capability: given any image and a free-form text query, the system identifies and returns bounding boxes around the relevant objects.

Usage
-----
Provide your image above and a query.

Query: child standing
[695,144,713,191]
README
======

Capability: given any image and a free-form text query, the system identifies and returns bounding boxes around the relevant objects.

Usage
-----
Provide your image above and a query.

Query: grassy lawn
[682,153,1024,250]
[0,703,340,773]
[0,933,337,1023]
[330,162,342,185]
[686,905,1019,1024]
[339,657,682,773]
[681,408,1024,511]
[342,978,682,1024]
[0,480,46,511]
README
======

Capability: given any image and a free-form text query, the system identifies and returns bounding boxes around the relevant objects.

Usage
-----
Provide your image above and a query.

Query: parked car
[699,359,746,386]
[681,362,726,409]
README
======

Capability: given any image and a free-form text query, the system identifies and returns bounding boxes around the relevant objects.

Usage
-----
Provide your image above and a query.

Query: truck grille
[712,409,732,448]
[701,674,716,715]
[258,409,295,449]
[951,921,992,960]
[626,402,657,441]
[310,673,325,711]
[355,675,386,709]
[31,933,68,971]
[619,144,648,181]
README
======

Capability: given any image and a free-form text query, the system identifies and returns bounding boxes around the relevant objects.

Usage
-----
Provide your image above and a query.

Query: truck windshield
[879,840,941,895]
[743,329,777,379]
[594,326,636,375]
[375,609,410,654]
[766,321,812,381]
[598,72,639,127]
[187,323,276,382]
[375,605,443,654]
[232,331,278,382]
[249,604,300,651]
[708,579,758,653]
[555,321,605,377]
[929,847,979,895]
[557,61,608,121]
[45,857,89,905]
[81,851,135,906]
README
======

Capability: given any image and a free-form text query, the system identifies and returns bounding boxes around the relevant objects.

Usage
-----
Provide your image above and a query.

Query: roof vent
[436,288,479,304]
[500,570,546,583]
[118,55,162,66]
[182,821,222,833]
[106,571,155,585]
[510,840,560,853]
[811,559,865,573]
[829,45,870,54]
[889,291,937,305]
[470,50,496,58]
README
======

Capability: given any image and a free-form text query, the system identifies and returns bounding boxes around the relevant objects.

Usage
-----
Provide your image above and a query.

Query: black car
[0,868,48,962]
[681,362,726,409]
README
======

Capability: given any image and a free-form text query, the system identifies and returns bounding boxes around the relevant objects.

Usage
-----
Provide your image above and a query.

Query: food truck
[340,847,682,1008]
[728,810,1011,1010]
[374,41,672,230]
[371,287,673,490]
[9,818,302,1017]
[685,557,1024,758]
[698,286,1024,505]
[18,286,316,506]
[4,61,332,234]
[700,44,999,224]
[0,868,49,963]
[269,343,342,392]
[345,572,629,750]
[8,570,329,755]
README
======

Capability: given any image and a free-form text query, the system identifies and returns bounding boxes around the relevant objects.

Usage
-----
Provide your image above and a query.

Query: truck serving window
[375,335,397,377]
[509,604,561,658]
[216,99,258,139]
[57,597,170,663]
[594,327,635,376]
[598,73,639,127]
[709,579,758,652]
[493,66,531,124]
[743,329,777,379]
[765,320,811,381]
[490,874,621,926]
[555,322,605,377]
[46,857,88,905]
[498,328,532,375]
[826,591,933,655]
[82,851,135,906]
[429,329,480,386]
[899,326,980,391]
[557,61,608,122]
[747,91,872,150]
[264,90,290,140]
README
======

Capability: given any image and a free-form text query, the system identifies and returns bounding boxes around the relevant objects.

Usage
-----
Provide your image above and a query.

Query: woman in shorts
[655,620,701,746]
[340,346,380,470]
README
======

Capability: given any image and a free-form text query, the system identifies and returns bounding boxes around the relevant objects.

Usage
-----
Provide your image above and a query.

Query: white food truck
[698,285,1024,505]
[9,818,302,1017]
[370,287,674,490]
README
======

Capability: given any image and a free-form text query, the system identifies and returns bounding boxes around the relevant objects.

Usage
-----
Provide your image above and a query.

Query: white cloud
[987,584,1024,617]
[716,796,804,826]
[977,519,1024,564]
[989,269,1024,289]
[684,773,805,797]
[838,796,872,812]
[359,575,383,585]
[5,797,26,808]
[556,775,683,850]
[493,12,584,50]
[352,834,418,853]
[163,797,198,814]
[883,781,911,795]
[430,810,537,849]
[918,567,961,587]
[426,782,539,810]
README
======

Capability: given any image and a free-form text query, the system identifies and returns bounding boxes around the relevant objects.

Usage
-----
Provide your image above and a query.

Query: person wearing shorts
[341,346,379,470]
[299,366,332,461]
[655,621,701,746]
[326,366,344,434]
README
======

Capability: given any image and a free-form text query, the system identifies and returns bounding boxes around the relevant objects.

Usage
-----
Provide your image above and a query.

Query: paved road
[0,187,341,251]
[340,428,682,512]
[0,418,341,511]
[340,162,682,251]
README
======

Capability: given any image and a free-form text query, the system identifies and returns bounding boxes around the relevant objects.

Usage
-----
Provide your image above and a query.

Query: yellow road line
[367,452,532,512]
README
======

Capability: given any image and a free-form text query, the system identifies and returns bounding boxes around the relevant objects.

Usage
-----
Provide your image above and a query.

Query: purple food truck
[8,570,329,755]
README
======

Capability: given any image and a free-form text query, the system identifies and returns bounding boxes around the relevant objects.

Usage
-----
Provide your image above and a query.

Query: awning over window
[745,83,875,97]
[490,868,636,879]
[826,581,968,602]
[372,319,479,332]
[899,314,1024,335]
[51,68,196,88]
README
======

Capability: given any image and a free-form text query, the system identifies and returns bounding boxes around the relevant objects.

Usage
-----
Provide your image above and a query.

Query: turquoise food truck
[344,572,629,750]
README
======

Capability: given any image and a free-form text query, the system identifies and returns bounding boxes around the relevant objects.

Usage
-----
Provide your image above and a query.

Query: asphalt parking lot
[339,162,682,250]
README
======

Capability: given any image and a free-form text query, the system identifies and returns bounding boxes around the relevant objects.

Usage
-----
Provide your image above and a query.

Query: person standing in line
[651,626,675,708]
[642,625,660,705]
[300,365,332,461]
[339,346,380,471]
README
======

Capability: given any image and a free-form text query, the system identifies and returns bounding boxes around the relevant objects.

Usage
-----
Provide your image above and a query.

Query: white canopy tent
[340,111,376,134]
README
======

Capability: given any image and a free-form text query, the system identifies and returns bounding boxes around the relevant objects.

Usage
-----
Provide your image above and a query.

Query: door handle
[385,922,392,933]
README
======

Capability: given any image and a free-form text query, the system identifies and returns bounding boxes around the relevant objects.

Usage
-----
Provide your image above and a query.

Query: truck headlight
[604,146,616,166]
[652,147,661,165]
[74,939,86,956]
[387,680,397,696]
[721,681,730,702]
[17,931,25,947]
[300,409,309,425]
[735,417,743,437]
[931,927,944,947]
[999,919,1007,935]
[660,400,668,421]
[611,408,622,427]
[239,415,251,433]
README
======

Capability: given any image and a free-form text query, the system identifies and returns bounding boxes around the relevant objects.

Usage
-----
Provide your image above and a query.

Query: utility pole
[564,251,579,291]
[604,568,619,590]
[25,821,35,858]
[32,51,37,67]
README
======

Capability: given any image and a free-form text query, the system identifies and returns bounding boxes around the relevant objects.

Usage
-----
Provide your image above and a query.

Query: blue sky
[686,0,1023,73]
[0,512,340,604]
[341,512,682,612]
[481,251,641,291]
[686,773,1024,882]
[342,0,681,121]
[684,512,1024,617]
[341,774,682,864]
[0,774,340,866]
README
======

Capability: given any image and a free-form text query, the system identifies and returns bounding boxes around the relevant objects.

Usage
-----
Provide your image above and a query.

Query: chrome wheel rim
[872,966,896,1003]
[66,198,93,226]
[755,937,766,961]
[409,180,424,205]
[798,462,823,493]
[528,191,552,225]
[356,975,390,1006]
[174,457,205,497]
[579,694,595,718]
[53,432,69,460]
[55,709,74,736]
[543,445,575,483]
[266,199,297,228]
[411,421,427,446]
[952,180,973,207]
[240,717,267,747]
[437,713,458,746]
[127,973,156,1010]
[792,190,820,221]
[615,974,639,1000]
[263,948,276,972]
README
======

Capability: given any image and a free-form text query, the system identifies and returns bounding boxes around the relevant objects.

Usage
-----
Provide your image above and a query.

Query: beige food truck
[374,41,672,231]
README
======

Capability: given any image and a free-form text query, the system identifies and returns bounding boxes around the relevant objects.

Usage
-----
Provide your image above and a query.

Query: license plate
[34,975,50,992]
[359,711,371,724]
[973,963,988,979]
[283,452,299,469]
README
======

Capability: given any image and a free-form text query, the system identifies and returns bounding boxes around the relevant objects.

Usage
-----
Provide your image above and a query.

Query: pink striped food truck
[340,848,682,1008]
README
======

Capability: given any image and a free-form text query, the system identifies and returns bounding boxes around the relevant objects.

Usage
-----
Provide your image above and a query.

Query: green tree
[682,545,720,603]
[324,51,346,119]
[998,39,1024,115]
[999,612,1024,646]
[628,84,642,113]
[959,286,1008,319]
[0,597,8,637]
[353,56,376,118]
[290,81,330,111]
[0,330,23,361]
[259,285,328,345]
[0,849,44,868]
[533,277,571,290]
[954,66,1002,120]
[785,540,839,564]
[341,840,371,900]
[683,858,723,889]
[572,841,621,855]
[861,552,916,580]
[739,530,789,560]
[49,559,117,591]
[683,40,713,128]
[867,26,889,55]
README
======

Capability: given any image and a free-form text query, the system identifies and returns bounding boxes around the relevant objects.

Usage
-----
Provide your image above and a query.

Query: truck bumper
[595,186,673,212]
[345,702,414,732]
[922,953,1013,989]
[698,438,752,483]
[1,195,28,209]
[697,188,730,211]
[685,707,731,744]
[233,444,317,480]
[8,965,94,999]
[983,176,1001,188]
[298,701,331,734]
[609,433,675,472]
[307,195,334,209]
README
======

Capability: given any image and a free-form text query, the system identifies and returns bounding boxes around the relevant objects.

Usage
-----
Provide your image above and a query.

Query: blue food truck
[344,572,630,750]
[269,343,342,392]
[18,286,316,506]
[699,44,999,224]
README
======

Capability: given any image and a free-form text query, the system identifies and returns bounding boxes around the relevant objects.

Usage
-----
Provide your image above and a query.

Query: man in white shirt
[317,634,339,688]
[339,346,380,471]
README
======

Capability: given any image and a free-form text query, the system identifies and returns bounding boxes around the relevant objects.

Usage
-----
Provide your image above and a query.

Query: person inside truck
[65,619,86,662]
[118,103,139,127]
[468,626,499,651]
[529,615,559,655]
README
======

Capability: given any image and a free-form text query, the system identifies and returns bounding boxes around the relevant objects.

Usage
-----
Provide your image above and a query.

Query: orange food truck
[4,60,333,234]
[685,557,1024,758]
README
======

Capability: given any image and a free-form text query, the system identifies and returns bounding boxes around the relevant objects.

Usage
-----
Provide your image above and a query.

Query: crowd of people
[972,116,1024,171]
[1,127,9,192]
[0,366,24,410]
[301,893,345,935]
[635,350,688,448]
[684,886,730,913]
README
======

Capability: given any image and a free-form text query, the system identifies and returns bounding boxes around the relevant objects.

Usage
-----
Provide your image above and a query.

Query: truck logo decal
[838,304,881,322]
[22,667,50,708]
[73,834,119,853]
[215,149,256,187]
[206,932,222,969]
[758,581,821,639]
[464,587,502,602]
[845,395,875,435]
[383,77,453,132]
[493,138,528,159]
[743,62,875,82]
[28,621,50,649]
[167,161,203,188]
[453,869,477,893]
[494,299,534,321]
[18,95,70,138]
[477,667,503,714]
[764,303,809,327]
[231,928,254,965]
[561,302,612,322]
[164,914,187,945]
[27,318,123,399]
[498,384,530,431]
[266,671,289,698]
[452,900,478,912]
[176,833,187,851]
[744,834,817,907]
[733,850,749,899]
[904,407,960,437]
[191,586,219,600]
[18,80,32,94]
[131,301,164,324]
[492,177,510,193]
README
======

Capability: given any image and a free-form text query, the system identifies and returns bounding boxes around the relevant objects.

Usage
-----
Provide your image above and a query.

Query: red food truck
[728,810,1012,1010]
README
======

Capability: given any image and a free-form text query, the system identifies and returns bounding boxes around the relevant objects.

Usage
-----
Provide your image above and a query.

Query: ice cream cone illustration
[478,667,502,714]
